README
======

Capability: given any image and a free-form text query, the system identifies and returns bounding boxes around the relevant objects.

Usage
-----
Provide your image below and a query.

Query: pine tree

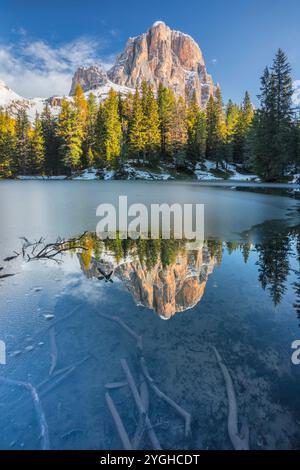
[206,88,226,167]
[56,99,83,174]
[83,93,98,168]
[94,103,106,165]
[41,103,60,175]
[214,87,227,166]
[187,92,206,164]
[251,50,294,180]
[225,99,240,164]
[141,82,161,164]
[128,88,147,162]
[74,82,88,126]
[95,89,122,165]
[157,83,176,159]
[171,96,188,167]
[234,91,254,165]
[14,108,31,175]
[0,110,15,177]
[29,114,45,174]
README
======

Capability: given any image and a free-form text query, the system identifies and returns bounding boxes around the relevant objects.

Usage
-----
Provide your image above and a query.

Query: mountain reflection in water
[37,224,300,321]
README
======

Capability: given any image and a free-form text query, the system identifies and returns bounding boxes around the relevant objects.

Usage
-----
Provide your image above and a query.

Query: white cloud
[0,36,114,98]
[293,80,300,106]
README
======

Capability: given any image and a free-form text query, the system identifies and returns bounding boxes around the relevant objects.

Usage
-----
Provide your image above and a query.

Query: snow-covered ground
[73,169,99,180]
[194,160,260,182]
[120,164,172,181]
[225,163,260,181]
[290,173,300,184]
[15,161,300,183]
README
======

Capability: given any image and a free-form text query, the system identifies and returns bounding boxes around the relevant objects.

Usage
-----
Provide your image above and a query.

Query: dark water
[0,180,300,450]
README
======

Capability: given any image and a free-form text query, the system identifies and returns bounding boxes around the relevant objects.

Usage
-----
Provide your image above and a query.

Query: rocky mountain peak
[108,21,215,106]
[69,65,108,95]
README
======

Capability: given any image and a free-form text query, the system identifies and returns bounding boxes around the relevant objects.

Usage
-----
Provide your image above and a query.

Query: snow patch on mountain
[152,21,166,27]
[0,80,23,106]
[0,78,133,123]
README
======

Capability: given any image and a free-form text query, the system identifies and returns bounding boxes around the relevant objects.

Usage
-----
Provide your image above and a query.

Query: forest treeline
[0,49,299,181]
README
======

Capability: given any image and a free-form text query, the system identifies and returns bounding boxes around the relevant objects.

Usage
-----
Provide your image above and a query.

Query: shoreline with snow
[2,160,299,187]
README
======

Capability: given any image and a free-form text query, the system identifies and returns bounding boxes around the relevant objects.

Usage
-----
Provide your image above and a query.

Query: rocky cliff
[69,65,109,95]
[0,21,216,119]
[107,21,216,107]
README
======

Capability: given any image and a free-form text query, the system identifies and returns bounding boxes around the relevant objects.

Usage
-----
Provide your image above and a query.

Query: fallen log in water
[212,346,249,450]
[49,328,58,376]
[40,355,91,398]
[104,381,128,390]
[140,357,192,438]
[98,313,143,350]
[121,358,161,450]
[0,376,50,450]
[132,374,150,449]
[105,391,132,450]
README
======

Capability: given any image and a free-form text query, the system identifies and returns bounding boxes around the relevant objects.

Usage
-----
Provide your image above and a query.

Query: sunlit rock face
[69,66,109,95]
[78,243,215,318]
[108,21,216,107]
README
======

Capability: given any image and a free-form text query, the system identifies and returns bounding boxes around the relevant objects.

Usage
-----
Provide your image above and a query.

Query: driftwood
[98,310,191,448]
[105,391,132,450]
[40,355,90,398]
[21,233,88,263]
[139,374,150,414]
[212,346,249,450]
[133,374,151,447]
[49,328,58,376]
[105,381,128,390]
[98,313,143,350]
[0,376,50,450]
[121,358,161,450]
[140,357,192,438]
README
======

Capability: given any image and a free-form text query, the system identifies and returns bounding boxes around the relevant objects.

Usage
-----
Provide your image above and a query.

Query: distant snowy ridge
[0,79,133,123]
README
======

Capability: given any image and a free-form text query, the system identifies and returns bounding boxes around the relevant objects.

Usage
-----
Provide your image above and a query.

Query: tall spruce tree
[56,99,83,174]
[225,99,240,164]
[41,103,60,175]
[0,109,15,177]
[128,88,147,162]
[14,108,31,175]
[251,50,294,180]
[157,83,176,160]
[206,87,226,167]
[142,82,161,165]
[187,92,206,164]
[234,91,254,165]
[171,96,188,167]
[83,93,98,168]
[95,89,122,165]
[29,114,45,174]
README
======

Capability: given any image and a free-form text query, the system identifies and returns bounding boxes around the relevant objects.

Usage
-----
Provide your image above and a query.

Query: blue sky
[0,0,299,103]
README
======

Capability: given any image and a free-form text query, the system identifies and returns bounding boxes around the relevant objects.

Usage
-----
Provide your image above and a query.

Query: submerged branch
[105,391,132,450]
[140,357,192,438]
[0,376,50,450]
[212,346,249,450]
